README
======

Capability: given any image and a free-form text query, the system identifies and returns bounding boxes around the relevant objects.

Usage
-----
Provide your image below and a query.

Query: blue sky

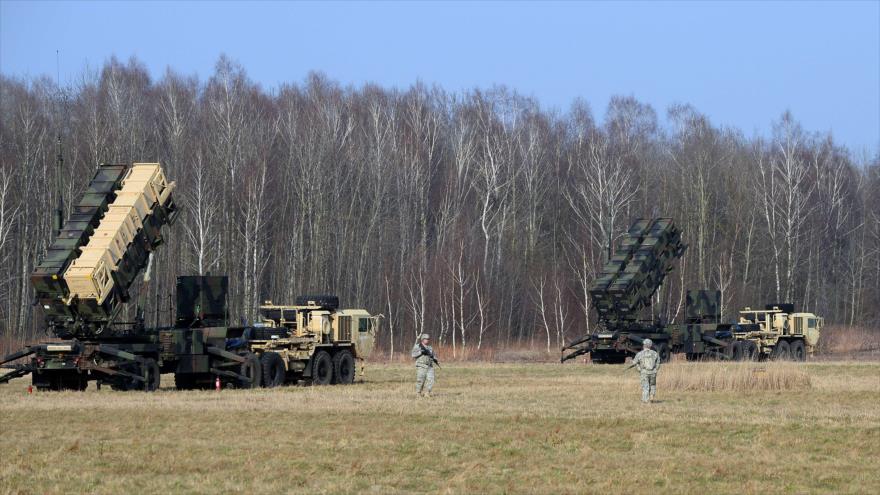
[2,1,878,154]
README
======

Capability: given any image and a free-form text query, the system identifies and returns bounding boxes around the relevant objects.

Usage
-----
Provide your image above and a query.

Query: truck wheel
[655,343,671,363]
[790,340,806,361]
[311,350,333,385]
[261,352,286,388]
[742,341,758,361]
[142,358,161,392]
[238,353,262,389]
[730,342,744,361]
[333,350,355,384]
[772,340,791,361]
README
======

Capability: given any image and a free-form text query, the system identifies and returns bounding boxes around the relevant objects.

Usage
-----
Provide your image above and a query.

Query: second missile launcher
[562,217,823,363]
[563,218,688,363]
[589,218,686,326]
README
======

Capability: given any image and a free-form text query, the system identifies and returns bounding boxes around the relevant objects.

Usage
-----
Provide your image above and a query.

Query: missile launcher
[562,218,688,363]
[31,163,177,337]
[589,218,686,326]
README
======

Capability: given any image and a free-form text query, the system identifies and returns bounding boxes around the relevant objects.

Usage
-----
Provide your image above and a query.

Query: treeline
[1,56,877,355]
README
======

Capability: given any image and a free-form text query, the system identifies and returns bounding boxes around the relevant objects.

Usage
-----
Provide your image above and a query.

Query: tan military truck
[246,295,379,387]
[732,304,822,361]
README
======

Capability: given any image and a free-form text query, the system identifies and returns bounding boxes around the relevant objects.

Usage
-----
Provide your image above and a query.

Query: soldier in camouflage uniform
[411,334,437,397]
[632,338,660,403]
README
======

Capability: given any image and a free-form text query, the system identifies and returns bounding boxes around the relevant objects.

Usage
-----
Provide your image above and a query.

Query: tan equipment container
[64,163,176,305]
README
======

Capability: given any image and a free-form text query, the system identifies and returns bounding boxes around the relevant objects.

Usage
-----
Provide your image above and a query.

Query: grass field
[1,361,878,494]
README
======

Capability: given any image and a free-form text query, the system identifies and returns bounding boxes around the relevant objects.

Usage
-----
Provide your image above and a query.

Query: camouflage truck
[246,296,379,387]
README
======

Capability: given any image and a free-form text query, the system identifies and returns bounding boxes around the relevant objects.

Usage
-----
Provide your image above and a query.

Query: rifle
[625,362,637,371]
[419,342,441,369]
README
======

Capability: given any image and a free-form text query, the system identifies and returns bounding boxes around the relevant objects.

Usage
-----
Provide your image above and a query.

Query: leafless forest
[1,56,878,355]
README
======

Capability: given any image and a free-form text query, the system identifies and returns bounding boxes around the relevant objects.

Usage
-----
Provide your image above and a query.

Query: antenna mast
[54,50,64,237]
[54,136,64,237]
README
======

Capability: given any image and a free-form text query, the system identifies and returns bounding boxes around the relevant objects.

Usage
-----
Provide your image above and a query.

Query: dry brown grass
[372,343,555,363]
[0,362,878,494]
[820,325,880,356]
[658,362,812,392]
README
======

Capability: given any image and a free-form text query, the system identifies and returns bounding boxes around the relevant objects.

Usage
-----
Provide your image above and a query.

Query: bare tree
[754,112,816,301]
[564,133,636,263]
[1,58,876,352]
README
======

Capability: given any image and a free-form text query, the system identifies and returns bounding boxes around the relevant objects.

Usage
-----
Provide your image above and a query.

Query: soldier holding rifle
[411,333,439,397]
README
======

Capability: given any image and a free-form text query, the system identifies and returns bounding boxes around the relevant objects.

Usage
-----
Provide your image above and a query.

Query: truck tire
[261,352,286,388]
[142,358,161,392]
[332,350,355,384]
[742,341,758,361]
[790,340,806,361]
[295,294,339,310]
[239,352,262,389]
[311,350,333,385]
[772,340,791,361]
[730,342,744,361]
[655,343,671,363]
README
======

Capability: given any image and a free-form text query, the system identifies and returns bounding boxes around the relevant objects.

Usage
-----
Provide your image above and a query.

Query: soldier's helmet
[642,338,653,348]
[420,334,430,340]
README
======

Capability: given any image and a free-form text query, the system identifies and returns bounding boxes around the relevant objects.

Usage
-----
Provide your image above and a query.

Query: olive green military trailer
[247,297,380,387]
[561,218,823,364]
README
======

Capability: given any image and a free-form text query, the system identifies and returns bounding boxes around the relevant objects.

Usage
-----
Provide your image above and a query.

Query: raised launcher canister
[31,164,128,322]
[32,163,177,336]
[589,218,687,325]
[63,163,176,322]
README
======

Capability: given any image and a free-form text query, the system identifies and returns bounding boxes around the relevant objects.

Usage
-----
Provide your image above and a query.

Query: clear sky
[1,0,878,154]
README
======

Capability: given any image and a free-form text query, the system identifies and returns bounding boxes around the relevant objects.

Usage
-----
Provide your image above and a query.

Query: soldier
[631,338,661,403]
[411,333,438,397]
